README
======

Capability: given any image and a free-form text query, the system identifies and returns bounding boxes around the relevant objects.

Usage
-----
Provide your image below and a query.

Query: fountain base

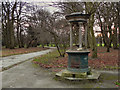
[56,69,100,80]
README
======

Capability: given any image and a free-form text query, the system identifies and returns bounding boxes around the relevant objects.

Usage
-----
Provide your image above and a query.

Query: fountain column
[70,23,73,50]
[85,23,87,48]
[79,23,82,49]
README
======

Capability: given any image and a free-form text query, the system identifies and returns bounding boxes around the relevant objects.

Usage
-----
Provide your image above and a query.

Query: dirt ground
[2,47,48,57]
[33,47,119,72]
[88,47,118,69]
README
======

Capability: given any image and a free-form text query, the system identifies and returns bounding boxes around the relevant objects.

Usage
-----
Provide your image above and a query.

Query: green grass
[33,50,59,64]
[37,43,119,48]
[117,44,119,47]
[97,44,105,47]
[38,44,56,47]
[97,44,100,46]
[102,44,105,46]
[52,44,55,47]
[49,44,52,47]
[115,81,120,86]
[111,44,113,47]
[104,66,120,70]
[97,43,119,47]
[37,45,42,47]
[97,44,104,46]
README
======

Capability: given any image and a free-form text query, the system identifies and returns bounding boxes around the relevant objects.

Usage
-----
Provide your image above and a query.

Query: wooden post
[70,23,73,50]
[79,23,82,48]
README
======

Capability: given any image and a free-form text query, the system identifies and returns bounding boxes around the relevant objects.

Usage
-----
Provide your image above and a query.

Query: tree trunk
[9,22,15,49]
[118,2,120,50]
[6,3,11,48]
[113,27,118,49]
[107,46,110,52]
[89,14,97,58]
[87,26,92,49]
[87,25,91,48]
[99,37,102,46]
[6,21,10,48]
[97,11,107,47]
[19,28,24,48]
[10,2,17,49]
[16,25,21,48]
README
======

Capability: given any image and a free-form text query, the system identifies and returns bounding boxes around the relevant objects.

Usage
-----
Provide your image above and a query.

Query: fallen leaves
[33,47,119,71]
[2,47,48,57]
[88,47,118,69]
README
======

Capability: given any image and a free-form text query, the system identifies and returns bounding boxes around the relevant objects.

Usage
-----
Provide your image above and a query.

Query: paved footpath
[1,48,55,69]
[2,59,72,88]
[1,48,119,88]
[2,58,118,88]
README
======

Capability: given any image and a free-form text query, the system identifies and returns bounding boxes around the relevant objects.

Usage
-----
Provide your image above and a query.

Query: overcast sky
[22,0,61,13]
[6,0,120,2]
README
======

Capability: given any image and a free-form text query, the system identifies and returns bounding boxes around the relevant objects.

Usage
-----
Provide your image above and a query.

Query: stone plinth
[56,69,100,80]
[55,50,101,80]
[66,50,90,73]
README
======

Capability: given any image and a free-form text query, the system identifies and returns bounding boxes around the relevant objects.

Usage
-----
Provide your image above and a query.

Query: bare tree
[96,2,119,52]
[15,2,26,48]
[2,1,17,49]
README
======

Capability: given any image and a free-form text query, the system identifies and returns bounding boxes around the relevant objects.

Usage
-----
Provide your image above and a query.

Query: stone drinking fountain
[56,12,100,80]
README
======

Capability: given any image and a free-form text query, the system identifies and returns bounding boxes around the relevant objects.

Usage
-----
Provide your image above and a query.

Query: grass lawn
[32,47,119,72]
[32,50,67,70]
[38,44,56,47]
[2,47,48,57]
[97,44,119,47]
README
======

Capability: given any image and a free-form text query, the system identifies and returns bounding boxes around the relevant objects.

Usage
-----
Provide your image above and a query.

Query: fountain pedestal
[66,50,90,73]
[56,12,100,80]
[56,50,100,80]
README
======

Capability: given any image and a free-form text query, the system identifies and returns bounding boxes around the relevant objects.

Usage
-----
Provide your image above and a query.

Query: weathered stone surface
[56,69,101,80]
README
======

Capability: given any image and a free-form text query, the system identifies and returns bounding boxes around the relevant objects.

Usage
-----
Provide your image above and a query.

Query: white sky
[2,0,119,3]
[19,0,60,13]
[34,2,60,13]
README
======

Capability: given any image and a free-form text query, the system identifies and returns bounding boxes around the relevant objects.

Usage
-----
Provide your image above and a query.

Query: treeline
[2,2,26,49]
[1,1,120,58]
[54,2,119,57]
[1,1,69,57]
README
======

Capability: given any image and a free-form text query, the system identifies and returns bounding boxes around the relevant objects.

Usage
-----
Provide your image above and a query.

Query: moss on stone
[61,71,87,78]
